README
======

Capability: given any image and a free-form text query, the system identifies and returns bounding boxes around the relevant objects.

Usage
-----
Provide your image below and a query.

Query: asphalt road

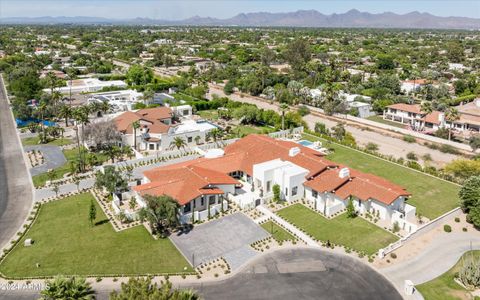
[0,76,33,250]
[190,248,402,300]
[24,145,66,176]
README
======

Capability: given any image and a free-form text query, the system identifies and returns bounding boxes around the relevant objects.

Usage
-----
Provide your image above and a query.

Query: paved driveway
[24,145,66,176]
[170,213,269,270]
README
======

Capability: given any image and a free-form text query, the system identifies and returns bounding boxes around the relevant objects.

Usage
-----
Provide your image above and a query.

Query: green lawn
[197,110,220,121]
[0,192,192,278]
[234,125,274,137]
[261,221,296,242]
[303,133,460,220]
[367,115,407,129]
[22,136,73,146]
[416,251,480,300]
[277,204,397,255]
[32,148,109,188]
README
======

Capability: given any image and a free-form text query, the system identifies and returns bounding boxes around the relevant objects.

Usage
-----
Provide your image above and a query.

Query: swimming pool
[298,140,313,147]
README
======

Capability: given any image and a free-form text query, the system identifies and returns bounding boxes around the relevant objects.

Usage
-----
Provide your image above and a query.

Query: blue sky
[1,0,479,19]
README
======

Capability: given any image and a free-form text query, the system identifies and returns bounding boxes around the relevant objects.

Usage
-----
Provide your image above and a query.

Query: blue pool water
[298,140,313,147]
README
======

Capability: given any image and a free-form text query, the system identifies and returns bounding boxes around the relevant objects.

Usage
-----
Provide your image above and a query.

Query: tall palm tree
[420,101,433,115]
[280,103,289,130]
[132,120,140,150]
[445,107,460,141]
[40,275,94,300]
[38,101,48,143]
[169,136,187,152]
[73,106,90,171]
[208,128,222,144]
[59,104,72,127]
[142,88,155,105]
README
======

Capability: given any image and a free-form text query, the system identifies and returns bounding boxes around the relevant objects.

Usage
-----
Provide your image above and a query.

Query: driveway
[24,145,66,176]
[189,247,402,300]
[170,213,269,270]
[0,75,33,251]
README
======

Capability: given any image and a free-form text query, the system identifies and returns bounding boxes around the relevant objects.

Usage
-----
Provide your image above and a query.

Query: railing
[268,126,304,139]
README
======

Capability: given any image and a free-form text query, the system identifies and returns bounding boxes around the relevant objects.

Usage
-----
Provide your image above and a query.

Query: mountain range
[1,9,479,29]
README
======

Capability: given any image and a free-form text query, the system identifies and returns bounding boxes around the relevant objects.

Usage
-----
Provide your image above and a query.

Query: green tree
[94,166,128,195]
[126,65,153,86]
[469,135,480,152]
[59,103,73,127]
[445,107,460,141]
[88,200,97,226]
[346,197,356,218]
[280,103,289,130]
[40,275,94,300]
[169,136,187,152]
[138,195,180,236]
[459,176,480,211]
[110,277,199,300]
[272,184,281,203]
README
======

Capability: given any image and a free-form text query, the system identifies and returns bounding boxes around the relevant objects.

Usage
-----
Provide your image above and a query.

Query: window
[188,136,193,143]
[292,186,298,196]
[209,196,216,205]
[184,202,191,213]
[312,190,318,198]
[200,198,204,206]
[183,109,189,115]
[266,181,271,192]
[149,144,155,150]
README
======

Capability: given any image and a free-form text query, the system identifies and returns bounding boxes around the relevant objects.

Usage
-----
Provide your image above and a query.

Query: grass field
[367,115,407,129]
[261,221,296,242]
[277,204,397,255]
[303,133,460,220]
[416,251,480,300]
[0,193,192,278]
[22,136,73,146]
[197,110,220,121]
[32,148,109,188]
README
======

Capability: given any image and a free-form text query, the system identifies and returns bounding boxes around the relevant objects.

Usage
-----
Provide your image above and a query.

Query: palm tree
[141,88,155,105]
[73,106,90,172]
[208,128,222,144]
[100,101,110,116]
[445,107,460,141]
[169,136,187,152]
[420,101,433,115]
[132,120,140,150]
[38,101,48,143]
[59,104,72,127]
[40,275,94,300]
[280,103,289,130]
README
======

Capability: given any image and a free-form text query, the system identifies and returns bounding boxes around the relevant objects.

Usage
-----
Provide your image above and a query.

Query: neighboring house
[310,89,374,118]
[43,78,127,94]
[384,100,480,134]
[113,106,215,151]
[383,103,444,132]
[87,89,144,112]
[130,134,416,232]
[401,79,430,94]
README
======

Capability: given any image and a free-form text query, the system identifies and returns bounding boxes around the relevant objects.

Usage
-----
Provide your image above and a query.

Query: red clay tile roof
[387,103,422,114]
[114,107,172,134]
[422,111,442,125]
[135,134,409,206]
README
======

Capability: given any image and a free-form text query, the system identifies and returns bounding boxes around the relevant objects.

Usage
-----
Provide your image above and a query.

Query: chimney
[339,167,350,179]
[289,147,301,157]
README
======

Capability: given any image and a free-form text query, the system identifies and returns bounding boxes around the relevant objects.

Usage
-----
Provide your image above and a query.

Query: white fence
[268,126,304,139]
[379,207,462,257]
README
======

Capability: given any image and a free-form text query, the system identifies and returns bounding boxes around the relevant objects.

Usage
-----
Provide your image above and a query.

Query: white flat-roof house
[87,89,143,112]
[44,78,127,95]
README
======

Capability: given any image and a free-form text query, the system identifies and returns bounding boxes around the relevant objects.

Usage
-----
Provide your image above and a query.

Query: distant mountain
[2,9,479,29]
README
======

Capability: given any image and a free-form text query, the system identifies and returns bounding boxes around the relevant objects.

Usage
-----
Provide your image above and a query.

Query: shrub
[390,253,397,259]
[403,135,416,143]
[444,224,452,232]
[455,217,460,223]
[440,144,460,155]
[458,255,480,288]
[406,152,418,161]
[463,227,468,232]
[365,142,379,152]
[392,221,400,233]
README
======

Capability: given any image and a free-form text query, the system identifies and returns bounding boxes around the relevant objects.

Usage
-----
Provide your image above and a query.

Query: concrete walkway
[256,205,319,247]
[24,145,66,176]
[381,232,480,296]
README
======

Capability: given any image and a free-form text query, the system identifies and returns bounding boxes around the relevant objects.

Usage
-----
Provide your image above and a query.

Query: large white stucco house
[128,134,417,232]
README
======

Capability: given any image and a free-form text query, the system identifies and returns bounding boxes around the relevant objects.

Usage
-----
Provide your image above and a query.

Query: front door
[255,199,261,207]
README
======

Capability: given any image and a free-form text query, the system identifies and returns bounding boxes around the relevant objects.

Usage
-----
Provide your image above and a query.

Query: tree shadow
[94,219,109,226]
